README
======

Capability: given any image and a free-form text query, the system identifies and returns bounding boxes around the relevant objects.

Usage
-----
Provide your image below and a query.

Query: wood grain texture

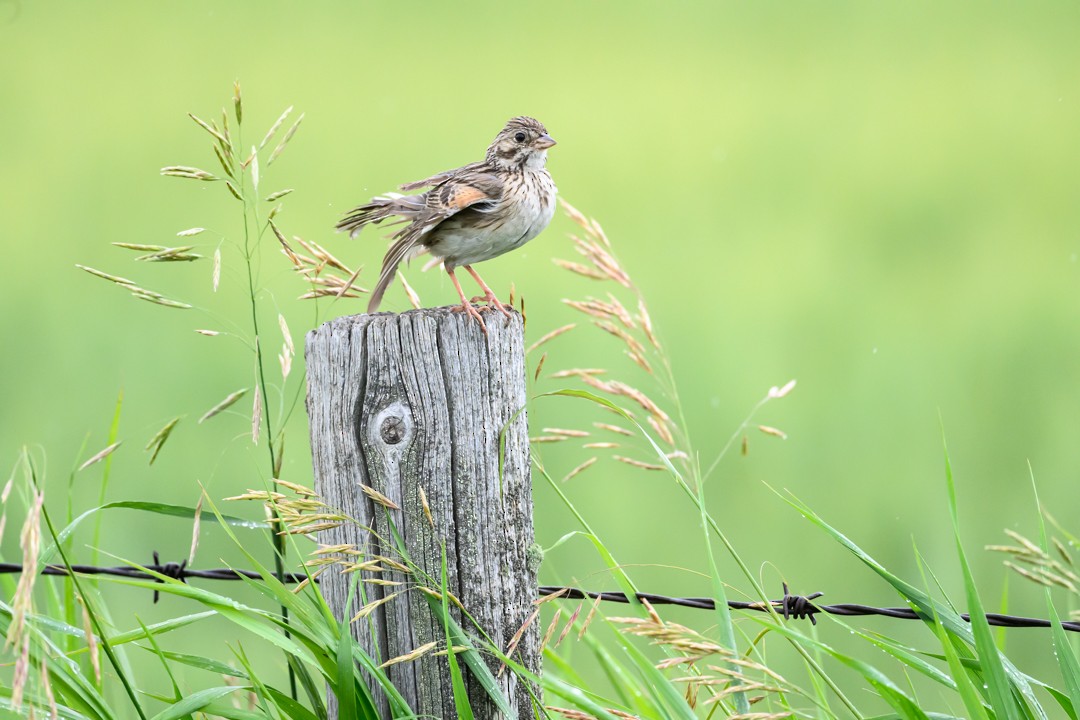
[305,307,539,718]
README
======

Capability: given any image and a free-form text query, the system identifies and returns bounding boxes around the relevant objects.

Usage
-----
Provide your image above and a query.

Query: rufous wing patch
[442,183,491,211]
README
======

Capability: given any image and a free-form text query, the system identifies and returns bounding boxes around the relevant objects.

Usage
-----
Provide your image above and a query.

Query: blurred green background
[3,0,1080,711]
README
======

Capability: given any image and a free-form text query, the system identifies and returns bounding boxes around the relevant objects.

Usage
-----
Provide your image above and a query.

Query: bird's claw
[469,293,513,319]
[452,301,489,334]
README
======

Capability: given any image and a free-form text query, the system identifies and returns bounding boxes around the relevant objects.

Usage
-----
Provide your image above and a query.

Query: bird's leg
[447,267,487,333]
[464,265,513,319]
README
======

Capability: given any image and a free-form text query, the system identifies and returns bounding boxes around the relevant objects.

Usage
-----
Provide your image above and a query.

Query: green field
[2,1,1079,714]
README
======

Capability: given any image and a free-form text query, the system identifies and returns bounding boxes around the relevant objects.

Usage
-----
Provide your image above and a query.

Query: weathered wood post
[305,307,539,719]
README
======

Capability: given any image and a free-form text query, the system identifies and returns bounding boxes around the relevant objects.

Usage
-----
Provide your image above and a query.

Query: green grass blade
[754,617,917,719]
[144,648,247,678]
[942,437,1022,720]
[41,500,266,566]
[266,685,321,720]
[147,686,246,720]
[0,697,88,719]
[335,618,358,720]
[288,653,328,720]
[1043,686,1078,720]
[1,605,114,719]
[540,676,634,720]
[133,617,183,702]
[193,705,265,720]
[421,590,515,717]
[614,636,698,720]
[91,389,124,566]
[923,588,991,719]
[855,631,957,690]
[1029,469,1080,717]
[441,543,475,720]
[575,629,652,711]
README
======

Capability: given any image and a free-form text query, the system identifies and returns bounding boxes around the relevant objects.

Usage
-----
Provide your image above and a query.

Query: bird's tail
[367,233,419,313]
[335,193,424,238]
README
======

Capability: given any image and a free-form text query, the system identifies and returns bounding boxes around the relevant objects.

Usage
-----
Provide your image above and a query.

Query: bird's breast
[426,170,556,268]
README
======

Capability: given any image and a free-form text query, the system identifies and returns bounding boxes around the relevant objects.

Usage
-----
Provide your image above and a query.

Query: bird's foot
[469,292,513,319]
[452,301,488,334]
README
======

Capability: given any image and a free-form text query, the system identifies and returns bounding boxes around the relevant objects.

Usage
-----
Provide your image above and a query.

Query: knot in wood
[380,415,406,445]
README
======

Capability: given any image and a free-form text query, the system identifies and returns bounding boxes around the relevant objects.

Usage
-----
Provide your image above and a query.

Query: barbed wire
[538,583,1080,632]
[3,559,1077,632]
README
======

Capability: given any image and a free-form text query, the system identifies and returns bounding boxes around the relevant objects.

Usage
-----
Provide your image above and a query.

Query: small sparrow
[336,116,557,330]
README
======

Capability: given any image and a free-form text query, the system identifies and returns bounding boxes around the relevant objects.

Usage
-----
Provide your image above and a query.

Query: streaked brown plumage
[336,116,557,330]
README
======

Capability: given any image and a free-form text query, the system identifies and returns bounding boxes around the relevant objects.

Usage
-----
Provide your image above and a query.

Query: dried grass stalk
[380,640,438,668]
[360,484,400,510]
[418,486,434,529]
[268,112,305,165]
[648,415,675,446]
[189,113,229,147]
[530,435,569,444]
[562,457,598,483]
[199,388,247,423]
[594,422,633,437]
[189,493,204,565]
[527,323,577,354]
[145,417,180,465]
[543,428,589,438]
[352,592,403,622]
[549,368,607,379]
[260,106,294,150]
[553,258,608,281]
[614,455,665,471]
[397,270,422,309]
[251,387,262,444]
[758,425,787,439]
[78,441,122,471]
[578,591,604,639]
[533,352,548,382]
[539,608,563,651]
[160,165,218,181]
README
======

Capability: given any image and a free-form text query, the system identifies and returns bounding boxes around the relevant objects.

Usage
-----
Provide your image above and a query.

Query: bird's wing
[434,173,503,213]
[399,161,487,191]
[412,171,504,232]
[366,172,503,313]
[336,165,501,238]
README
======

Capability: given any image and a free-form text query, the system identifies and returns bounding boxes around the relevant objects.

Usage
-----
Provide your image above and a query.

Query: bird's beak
[534,134,556,149]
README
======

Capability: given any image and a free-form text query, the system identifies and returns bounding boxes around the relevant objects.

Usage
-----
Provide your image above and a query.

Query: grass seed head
[260,105,293,150]
[251,387,262,444]
[268,112,304,165]
[360,484,400,510]
[380,640,438,668]
[188,112,229,148]
[527,323,577,354]
[397,269,422,308]
[562,457,598,483]
[540,608,563,651]
[553,258,608,281]
[78,441,122,471]
[199,388,247,424]
[533,352,548,382]
[212,248,221,291]
[352,591,402,622]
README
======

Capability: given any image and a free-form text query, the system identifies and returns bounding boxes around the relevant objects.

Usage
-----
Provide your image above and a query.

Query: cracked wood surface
[305,307,538,718]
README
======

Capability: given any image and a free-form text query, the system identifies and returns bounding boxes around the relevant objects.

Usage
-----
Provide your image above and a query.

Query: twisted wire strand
[3,560,1077,632]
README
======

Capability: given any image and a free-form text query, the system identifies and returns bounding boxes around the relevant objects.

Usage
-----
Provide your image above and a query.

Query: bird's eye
[514,131,527,143]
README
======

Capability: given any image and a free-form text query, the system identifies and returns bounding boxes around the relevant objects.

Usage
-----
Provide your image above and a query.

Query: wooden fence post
[305,307,540,719]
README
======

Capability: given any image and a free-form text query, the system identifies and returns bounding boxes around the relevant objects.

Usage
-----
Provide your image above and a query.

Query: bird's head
[486,116,555,171]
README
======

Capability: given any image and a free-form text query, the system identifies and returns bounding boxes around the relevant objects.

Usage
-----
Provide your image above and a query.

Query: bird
[336,116,557,331]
